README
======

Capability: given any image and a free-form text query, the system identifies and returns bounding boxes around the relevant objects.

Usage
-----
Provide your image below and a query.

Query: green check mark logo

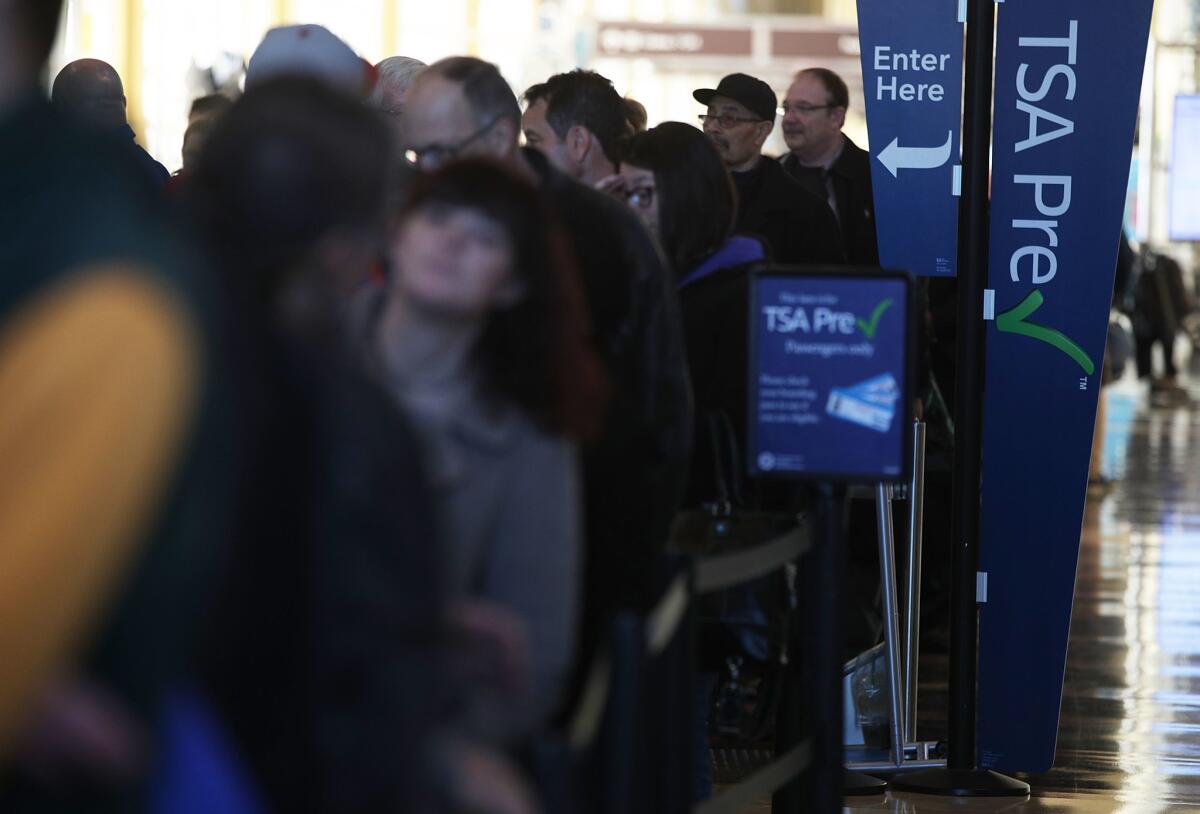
[857,298,894,339]
[995,290,1095,375]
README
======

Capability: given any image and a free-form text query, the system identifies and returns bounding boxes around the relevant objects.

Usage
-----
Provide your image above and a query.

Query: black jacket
[781,135,879,266]
[201,329,446,814]
[523,149,693,615]
[678,261,805,512]
[733,156,845,267]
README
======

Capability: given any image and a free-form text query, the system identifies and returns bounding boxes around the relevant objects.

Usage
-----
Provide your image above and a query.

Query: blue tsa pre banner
[977,0,1153,773]
[856,0,963,277]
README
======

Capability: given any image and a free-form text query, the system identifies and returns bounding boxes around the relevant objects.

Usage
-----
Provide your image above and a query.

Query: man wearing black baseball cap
[694,73,843,266]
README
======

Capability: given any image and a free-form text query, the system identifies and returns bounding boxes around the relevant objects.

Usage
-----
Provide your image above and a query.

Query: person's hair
[522,70,629,165]
[624,96,648,133]
[796,67,849,111]
[189,93,235,120]
[398,159,608,439]
[370,56,426,107]
[423,56,520,128]
[187,76,390,306]
[621,122,736,276]
[14,0,64,66]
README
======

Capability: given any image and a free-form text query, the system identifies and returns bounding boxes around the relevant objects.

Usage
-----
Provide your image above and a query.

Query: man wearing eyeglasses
[780,68,879,266]
[694,73,843,266]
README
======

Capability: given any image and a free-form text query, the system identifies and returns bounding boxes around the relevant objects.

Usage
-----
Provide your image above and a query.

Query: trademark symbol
[1079,378,1088,391]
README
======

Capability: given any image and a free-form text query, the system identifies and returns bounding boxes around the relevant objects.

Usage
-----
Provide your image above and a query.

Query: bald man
[52,59,170,187]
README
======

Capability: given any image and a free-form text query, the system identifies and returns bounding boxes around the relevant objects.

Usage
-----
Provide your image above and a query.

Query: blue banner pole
[892,0,1029,795]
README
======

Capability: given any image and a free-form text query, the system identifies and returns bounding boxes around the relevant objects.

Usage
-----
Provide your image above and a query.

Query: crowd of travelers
[15,1,1184,811]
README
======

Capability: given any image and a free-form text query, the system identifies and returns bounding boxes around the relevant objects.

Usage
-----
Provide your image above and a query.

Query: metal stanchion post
[874,484,907,768]
[903,421,927,743]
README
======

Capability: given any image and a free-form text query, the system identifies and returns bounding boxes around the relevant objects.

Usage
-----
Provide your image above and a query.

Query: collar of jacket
[678,235,765,289]
[782,134,869,185]
[746,155,805,216]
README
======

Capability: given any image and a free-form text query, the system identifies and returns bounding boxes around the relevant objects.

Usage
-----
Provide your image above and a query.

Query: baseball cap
[246,24,376,96]
[693,73,777,122]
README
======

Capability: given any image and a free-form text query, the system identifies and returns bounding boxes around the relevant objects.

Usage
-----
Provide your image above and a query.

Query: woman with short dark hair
[357,158,607,737]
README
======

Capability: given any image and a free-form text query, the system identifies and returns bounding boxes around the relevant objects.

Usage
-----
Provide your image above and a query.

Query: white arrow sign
[877,130,954,177]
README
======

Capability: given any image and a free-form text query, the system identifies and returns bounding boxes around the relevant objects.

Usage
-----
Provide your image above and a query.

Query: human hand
[14,678,147,788]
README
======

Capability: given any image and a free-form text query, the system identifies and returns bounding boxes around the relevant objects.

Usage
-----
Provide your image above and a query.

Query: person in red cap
[245,24,376,97]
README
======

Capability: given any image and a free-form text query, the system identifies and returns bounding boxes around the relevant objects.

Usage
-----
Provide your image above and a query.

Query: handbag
[668,411,801,744]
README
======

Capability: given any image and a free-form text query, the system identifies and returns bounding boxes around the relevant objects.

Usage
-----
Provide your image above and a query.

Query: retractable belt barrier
[694,527,810,595]
[565,523,815,810]
[693,741,814,814]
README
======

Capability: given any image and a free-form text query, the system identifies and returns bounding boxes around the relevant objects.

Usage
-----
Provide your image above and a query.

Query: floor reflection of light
[1112,371,1200,807]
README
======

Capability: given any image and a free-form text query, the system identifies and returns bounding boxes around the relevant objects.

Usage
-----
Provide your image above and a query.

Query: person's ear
[485,117,519,156]
[566,124,590,164]
[831,106,847,130]
[754,120,774,150]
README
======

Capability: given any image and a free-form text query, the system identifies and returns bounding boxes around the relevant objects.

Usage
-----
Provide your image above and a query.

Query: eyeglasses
[623,185,655,208]
[405,115,501,169]
[778,103,839,116]
[697,114,764,129]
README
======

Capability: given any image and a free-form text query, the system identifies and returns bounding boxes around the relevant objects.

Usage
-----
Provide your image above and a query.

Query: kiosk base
[889,768,1030,797]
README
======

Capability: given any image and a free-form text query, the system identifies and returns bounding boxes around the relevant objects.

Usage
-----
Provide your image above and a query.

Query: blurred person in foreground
[0,0,235,810]
[404,57,693,686]
[352,158,607,737]
[187,76,539,814]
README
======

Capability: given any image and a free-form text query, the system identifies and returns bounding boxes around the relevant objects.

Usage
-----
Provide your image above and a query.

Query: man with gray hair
[370,55,425,145]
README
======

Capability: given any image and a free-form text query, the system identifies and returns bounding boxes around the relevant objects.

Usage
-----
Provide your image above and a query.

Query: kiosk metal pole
[875,484,907,768]
[903,421,927,743]
[890,0,1028,796]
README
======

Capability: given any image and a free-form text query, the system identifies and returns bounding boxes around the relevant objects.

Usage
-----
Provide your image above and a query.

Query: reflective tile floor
[743,367,1200,812]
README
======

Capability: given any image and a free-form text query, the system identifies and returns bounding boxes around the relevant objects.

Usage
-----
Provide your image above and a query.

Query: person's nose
[702,116,720,134]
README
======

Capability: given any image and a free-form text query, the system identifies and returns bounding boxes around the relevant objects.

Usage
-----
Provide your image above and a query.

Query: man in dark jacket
[404,57,693,647]
[694,73,843,266]
[780,68,879,266]
[51,59,170,188]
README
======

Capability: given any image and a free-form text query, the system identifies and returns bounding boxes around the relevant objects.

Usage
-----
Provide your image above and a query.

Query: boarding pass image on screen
[825,373,899,433]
